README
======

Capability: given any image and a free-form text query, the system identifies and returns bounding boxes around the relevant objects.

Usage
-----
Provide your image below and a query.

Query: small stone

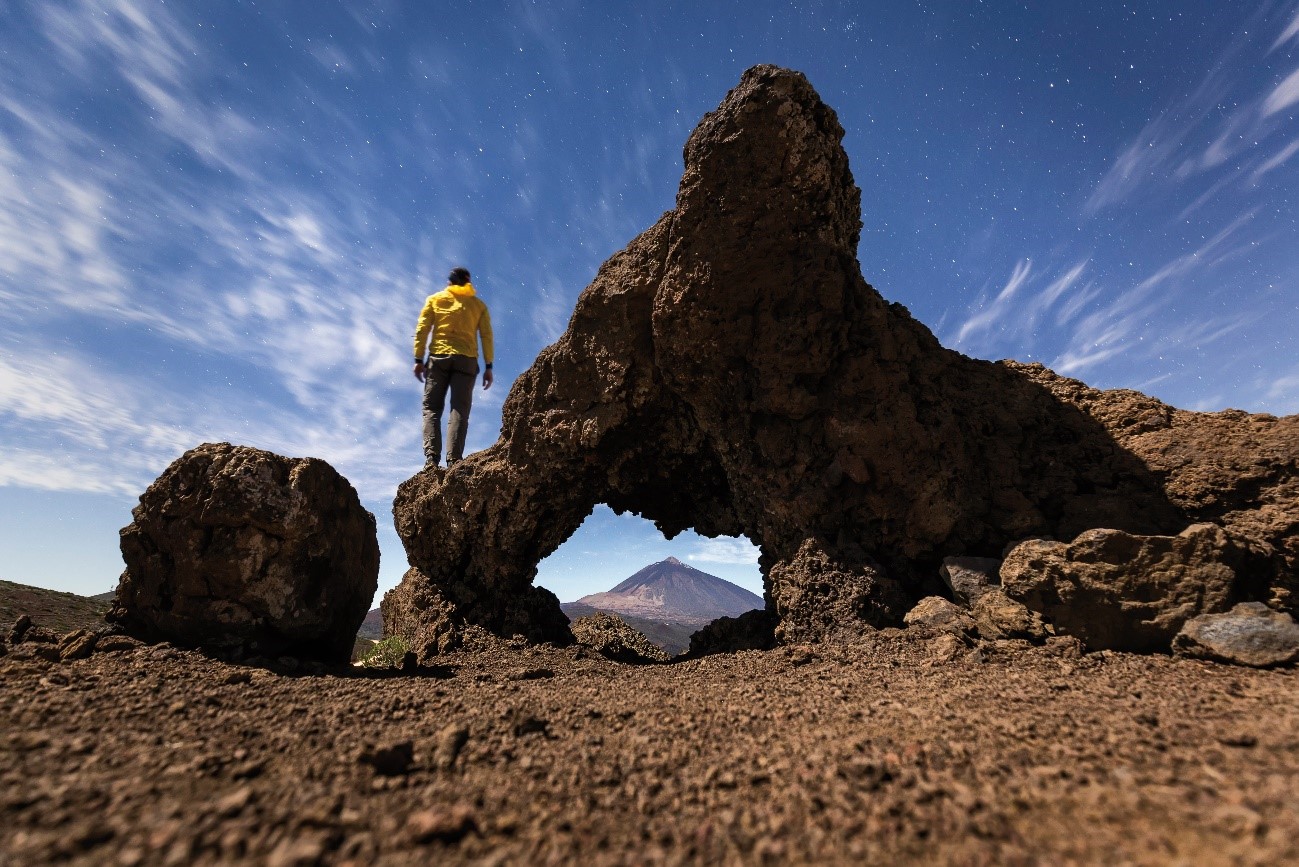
[940,557,1001,605]
[787,645,818,666]
[433,724,469,770]
[93,634,144,654]
[1044,635,1084,658]
[506,667,554,681]
[1173,602,1299,668]
[266,836,327,867]
[926,632,967,663]
[972,589,1049,643]
[231,759,266,780]
[60,633,98,662]
[358,741,414,776]
[406,806,476,844]
[18,643,62,663]
[9,614,32,644]
[21,625,59,644]
[509,709,550,738]
[214,786,255,817]
[903,597,975,635]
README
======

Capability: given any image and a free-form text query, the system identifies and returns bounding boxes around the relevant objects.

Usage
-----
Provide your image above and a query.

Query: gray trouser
[422,354,479,465]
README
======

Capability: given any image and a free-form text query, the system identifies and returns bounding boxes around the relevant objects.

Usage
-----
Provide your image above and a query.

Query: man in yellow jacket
[412,267,494,467]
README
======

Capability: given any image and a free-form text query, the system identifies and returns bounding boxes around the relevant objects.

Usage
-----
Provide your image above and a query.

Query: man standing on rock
[413,267,494,467]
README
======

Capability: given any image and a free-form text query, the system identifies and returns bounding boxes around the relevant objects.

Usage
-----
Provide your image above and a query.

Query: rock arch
[388,66,1297,659]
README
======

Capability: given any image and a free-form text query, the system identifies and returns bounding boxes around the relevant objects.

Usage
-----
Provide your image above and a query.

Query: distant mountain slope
[0,579,111,635]
[574,557,763,625]
[357,608,383,640]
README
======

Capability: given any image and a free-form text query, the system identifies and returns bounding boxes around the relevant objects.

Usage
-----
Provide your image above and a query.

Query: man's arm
[413,297,434,382]
[480,304,494,390]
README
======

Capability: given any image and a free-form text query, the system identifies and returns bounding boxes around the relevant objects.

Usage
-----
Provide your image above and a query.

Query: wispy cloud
[1051,214,1257,377]
[1251,138,1299,181]
[1087,4,1299,214]
[689,537,760,566]
[1271,7,1299,52]
[1263,66,1299,117]
[949,258,1089,358]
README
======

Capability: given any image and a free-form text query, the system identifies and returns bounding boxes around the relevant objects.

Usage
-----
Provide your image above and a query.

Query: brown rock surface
[390,64,1298,653]
[903,596,975,636]
[3,636,1298,863]
[111,442,379,663]
[1001,524,1245,652]
[970,589,1051,643]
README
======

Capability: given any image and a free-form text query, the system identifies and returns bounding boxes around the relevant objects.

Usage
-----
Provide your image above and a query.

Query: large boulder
[1172,602,1299,668]
[111,442,379,663]
[389,65,1298,654]
[1000,524,1244,652]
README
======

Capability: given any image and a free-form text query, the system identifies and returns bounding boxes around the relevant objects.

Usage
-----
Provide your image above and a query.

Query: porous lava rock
[570,612,670,663]
[391,65,1299,655]
[1172,602,1299,668]
[111,442,379,663]
[903,597,975,637]
[1000,524,1245,652]
[685,609,777,657]
[970,590,1051,643]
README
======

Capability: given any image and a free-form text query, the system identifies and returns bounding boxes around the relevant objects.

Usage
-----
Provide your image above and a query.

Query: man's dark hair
[448,267,471,285]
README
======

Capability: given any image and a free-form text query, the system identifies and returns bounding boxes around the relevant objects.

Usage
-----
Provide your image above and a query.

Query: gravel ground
[2,629,1296,865]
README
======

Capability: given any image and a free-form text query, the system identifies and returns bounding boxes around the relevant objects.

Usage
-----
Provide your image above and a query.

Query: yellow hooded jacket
[413,283,494,363]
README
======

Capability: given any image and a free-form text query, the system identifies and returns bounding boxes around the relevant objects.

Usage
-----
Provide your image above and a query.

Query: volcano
[566,558,764,626]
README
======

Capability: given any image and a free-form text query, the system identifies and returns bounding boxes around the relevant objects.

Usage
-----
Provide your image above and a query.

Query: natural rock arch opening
[536,505,765,656]
[534,506,762,606]
[385,66,1297,662]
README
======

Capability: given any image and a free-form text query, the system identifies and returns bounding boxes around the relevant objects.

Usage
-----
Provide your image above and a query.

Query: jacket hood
[446,282,476,296]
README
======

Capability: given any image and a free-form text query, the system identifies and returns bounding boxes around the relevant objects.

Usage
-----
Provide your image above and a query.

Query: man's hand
[413,362,425,383]
[483,367,494,390]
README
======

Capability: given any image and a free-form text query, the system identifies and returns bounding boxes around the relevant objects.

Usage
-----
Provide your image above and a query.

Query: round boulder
[111,442,379,663]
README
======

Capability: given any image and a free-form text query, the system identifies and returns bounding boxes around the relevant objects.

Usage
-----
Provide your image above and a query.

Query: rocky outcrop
[390,65,1298,655]
[111,442,379,663]
[686,609,777,657]
[570,613,670,663]
[1172,602,1299,668]
[1000,525,1246,652]
[380,566,568,658]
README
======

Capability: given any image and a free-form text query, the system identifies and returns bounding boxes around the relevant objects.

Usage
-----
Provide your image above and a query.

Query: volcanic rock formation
[112,442,379,663]
[390,65,1298,658]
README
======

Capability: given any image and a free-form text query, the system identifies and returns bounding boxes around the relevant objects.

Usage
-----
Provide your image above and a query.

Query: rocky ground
[2,626,1296,866]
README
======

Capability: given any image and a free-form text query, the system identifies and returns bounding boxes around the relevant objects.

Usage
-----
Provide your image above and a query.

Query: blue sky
[2,1,1297,605]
